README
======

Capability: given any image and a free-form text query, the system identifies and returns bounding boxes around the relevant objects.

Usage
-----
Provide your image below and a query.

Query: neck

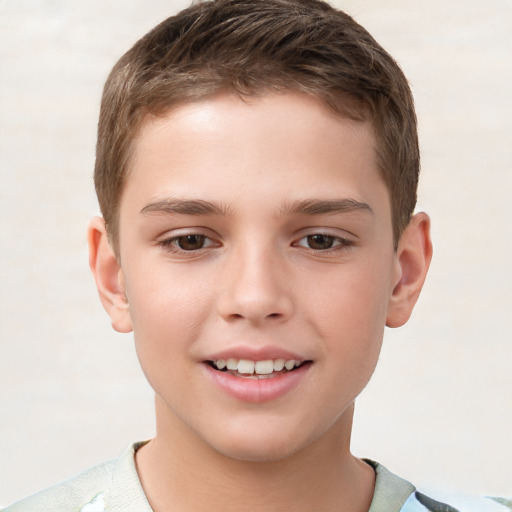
[136,398,374,512]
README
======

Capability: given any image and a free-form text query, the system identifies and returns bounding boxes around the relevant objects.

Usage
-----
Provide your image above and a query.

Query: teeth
[284,360,296,370]
[213,358,302,374]
[255,360,273,374]
[273,359,285,371]
[237,359,255,374]
[226,358,238,370]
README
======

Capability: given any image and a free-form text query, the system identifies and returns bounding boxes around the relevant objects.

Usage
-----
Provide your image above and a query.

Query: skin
[89,93,432,512]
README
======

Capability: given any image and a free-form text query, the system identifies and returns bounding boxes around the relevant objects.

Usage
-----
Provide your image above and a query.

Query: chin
[214,438,302,463]
[202,419,315,463]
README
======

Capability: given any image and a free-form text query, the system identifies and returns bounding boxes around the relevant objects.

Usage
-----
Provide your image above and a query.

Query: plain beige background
[1,0,511,506]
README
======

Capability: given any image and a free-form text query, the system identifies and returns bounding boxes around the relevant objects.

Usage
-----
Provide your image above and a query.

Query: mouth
[207,358,310,379]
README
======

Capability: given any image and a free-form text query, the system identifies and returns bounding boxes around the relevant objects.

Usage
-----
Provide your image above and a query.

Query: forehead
[123,92,389,219]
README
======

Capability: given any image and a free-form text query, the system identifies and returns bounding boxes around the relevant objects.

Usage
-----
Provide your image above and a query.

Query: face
[116,93,401,462]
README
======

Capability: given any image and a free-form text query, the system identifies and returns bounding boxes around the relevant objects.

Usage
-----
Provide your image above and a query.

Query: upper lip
[205,345,309,362]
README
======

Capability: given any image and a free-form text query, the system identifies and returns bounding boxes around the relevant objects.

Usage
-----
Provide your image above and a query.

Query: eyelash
[293,233,355,253]
[158,233,218,253]
[158,232,355,254]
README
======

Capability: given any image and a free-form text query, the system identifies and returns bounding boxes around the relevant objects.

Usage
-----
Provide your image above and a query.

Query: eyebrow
[280,198,373,216]
[140,197,372,218]
[140,198,229,216]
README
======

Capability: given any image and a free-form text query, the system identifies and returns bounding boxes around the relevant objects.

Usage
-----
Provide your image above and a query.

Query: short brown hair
[95,0,419,252]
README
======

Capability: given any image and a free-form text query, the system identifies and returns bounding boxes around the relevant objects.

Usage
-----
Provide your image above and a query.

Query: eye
[159,233,218,252]
[294,233,353,251]
[304,234,336,250]
[175,234,207,251]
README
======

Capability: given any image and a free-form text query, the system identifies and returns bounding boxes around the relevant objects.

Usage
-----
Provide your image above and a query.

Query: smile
[210,358,304,379]
[204,357,311,402]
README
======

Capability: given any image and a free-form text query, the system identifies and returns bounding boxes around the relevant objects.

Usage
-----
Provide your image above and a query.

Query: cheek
[128,284,212,406]
[301,257,393,386]
[123,263,214,363]
[304,259,393,334]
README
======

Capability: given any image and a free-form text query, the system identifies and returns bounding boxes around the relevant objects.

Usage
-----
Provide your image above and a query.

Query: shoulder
[2,442,152,512]
[1,458,116,512]
[402,490,511,512]
[366,460,511,512]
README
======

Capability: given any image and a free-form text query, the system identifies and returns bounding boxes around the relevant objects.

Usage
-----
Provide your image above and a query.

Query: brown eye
[177,234,206,250]
[306,234,335,250]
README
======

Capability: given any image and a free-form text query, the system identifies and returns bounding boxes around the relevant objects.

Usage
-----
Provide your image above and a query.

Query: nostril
[217,283,294,324]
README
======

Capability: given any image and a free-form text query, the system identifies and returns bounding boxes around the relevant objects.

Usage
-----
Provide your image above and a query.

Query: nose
[217,243,294,325]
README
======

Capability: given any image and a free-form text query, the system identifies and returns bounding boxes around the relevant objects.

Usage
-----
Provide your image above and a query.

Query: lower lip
[203,363,311,403]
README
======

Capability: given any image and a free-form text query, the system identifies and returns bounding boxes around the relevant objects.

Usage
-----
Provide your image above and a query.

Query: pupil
[308,234,334,250]
[178,235,205,250]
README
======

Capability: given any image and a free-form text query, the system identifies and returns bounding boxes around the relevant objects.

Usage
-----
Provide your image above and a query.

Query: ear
[386,212,433,328]
[87,217,133,333]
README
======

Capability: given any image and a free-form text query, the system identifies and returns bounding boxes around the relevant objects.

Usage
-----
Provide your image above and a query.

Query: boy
[3,1,508,511]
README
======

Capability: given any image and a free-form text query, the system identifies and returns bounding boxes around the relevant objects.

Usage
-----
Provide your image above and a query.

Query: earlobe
[87,217,133,333]
[386,212,433,328]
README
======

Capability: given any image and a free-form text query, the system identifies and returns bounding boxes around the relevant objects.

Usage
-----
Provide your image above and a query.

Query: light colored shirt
[3,443,510,512]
